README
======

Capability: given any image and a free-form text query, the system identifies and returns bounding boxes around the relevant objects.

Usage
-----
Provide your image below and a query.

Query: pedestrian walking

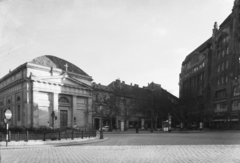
[136,124,139,133]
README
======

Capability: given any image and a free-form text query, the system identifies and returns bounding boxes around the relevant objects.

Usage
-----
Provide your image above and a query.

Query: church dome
[29,55,89,76]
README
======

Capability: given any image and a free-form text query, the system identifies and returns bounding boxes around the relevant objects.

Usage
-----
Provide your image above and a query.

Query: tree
[112,86,142,131]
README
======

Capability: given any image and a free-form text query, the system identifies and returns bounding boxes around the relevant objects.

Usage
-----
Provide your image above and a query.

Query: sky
[0,0,234,97]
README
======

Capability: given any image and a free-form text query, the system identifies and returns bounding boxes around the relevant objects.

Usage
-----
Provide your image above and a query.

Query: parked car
[99,126,109,132]
[188,124,197,130]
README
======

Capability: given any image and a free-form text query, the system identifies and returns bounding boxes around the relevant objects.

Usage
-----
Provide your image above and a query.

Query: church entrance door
[60,110,68,128]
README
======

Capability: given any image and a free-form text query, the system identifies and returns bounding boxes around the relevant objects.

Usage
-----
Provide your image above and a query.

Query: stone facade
[0,55,93,129]
[179,1,240,129]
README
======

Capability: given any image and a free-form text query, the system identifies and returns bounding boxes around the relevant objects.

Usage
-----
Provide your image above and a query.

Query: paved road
[2,132,240,163]
[87,131,240,146]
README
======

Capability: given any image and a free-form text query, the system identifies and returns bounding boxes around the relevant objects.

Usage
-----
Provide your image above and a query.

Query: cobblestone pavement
[2,145,240,163]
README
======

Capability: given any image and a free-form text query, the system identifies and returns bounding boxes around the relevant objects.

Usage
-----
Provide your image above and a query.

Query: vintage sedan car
[99,126,109,132]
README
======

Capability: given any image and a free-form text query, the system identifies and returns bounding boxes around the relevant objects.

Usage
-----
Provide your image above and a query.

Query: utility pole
[150,82,153,133]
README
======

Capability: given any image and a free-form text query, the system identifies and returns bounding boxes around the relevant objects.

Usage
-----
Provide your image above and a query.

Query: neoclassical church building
[0,55,93,129]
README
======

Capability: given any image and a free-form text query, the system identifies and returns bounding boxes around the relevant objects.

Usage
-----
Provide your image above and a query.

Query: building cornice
[26,63,93,82]
[0,78,26,93]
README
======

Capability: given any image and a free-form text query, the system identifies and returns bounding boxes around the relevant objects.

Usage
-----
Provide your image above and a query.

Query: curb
[101,131,206,134]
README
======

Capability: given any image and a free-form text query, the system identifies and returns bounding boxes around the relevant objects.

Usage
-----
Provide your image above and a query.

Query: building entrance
[60,110,68,128]
[94,118,100,130]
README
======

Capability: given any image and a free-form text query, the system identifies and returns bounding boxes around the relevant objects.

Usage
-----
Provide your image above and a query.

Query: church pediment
[30,74,92,90]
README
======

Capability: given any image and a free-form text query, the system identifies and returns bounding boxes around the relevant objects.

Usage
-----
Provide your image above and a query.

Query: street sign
[5,110,12,119]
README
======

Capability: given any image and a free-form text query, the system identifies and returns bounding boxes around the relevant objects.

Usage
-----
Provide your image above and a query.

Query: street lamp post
[99,105,104,139]
[51,111,55,130]
[150,82,154,133]
[168,113,172,132]
[4,109,12,147]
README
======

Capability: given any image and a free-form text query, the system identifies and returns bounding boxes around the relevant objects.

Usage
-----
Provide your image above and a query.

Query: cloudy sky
[0,0,234,97]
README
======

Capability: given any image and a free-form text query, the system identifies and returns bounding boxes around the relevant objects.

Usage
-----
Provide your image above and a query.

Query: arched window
[59,97,69,103]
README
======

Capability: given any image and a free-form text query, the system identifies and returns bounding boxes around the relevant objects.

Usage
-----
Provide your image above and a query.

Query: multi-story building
[179,38,212,127]
[179,0,240,129]
[92,79,178,130]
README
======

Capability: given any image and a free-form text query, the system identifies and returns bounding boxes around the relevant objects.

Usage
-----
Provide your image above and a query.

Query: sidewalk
[0,136,108,149]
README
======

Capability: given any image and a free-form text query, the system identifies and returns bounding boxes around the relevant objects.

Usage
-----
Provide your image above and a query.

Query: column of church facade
[72,95,77,127]
[53,93,59,128]
[32,89,39,128]
[23,81,32,128]
[87,97,92,128]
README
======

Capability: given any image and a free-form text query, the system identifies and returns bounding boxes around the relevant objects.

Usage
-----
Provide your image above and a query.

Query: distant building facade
[0,55,93,129]
[179,1,240,129]
[93,79,178,130]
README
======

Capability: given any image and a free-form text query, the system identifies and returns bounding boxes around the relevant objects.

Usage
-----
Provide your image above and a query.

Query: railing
[0,129,96,142]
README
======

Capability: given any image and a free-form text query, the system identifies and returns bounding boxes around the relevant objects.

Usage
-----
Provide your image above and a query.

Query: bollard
[43,131,46,141]
[9,131,11,142]
[136,127,139,133]
[18,132,19,142]
[6,123,8,147]
[58,129,61,140]
[71,129,74,140]
[26,131,28,142]
[81,130,83,139]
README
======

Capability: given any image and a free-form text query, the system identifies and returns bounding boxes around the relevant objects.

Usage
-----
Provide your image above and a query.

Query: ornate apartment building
[179,0,240,129]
